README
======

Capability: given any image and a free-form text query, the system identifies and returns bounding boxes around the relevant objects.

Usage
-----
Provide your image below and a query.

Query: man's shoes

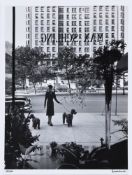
[48,121,50,125]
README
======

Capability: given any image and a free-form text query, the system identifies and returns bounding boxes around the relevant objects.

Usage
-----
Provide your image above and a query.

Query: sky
[5,6,26,47]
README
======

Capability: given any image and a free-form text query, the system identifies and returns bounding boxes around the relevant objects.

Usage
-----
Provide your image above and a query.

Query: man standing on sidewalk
[44,85,61,126]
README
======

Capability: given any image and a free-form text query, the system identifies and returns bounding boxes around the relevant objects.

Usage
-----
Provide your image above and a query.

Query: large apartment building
[26,6,127,59]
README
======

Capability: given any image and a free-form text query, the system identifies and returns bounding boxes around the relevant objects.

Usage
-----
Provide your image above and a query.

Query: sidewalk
[29,113,127,146]
[26,113,127,169]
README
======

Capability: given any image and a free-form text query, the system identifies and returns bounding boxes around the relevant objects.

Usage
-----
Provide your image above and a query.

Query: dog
[29,114,40,129]
[63,109,77,127]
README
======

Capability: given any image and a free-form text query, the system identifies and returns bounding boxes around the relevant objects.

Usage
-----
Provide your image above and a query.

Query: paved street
[29,94,128,113]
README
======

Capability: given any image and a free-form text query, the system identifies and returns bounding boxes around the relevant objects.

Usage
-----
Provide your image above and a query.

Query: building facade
[26,6,127,58]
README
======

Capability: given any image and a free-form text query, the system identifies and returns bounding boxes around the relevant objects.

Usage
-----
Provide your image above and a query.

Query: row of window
[26,6,124,13]
[34,6,56,12]
[58,6,117,13]
[33,18,124,27]
[33,24,124,33]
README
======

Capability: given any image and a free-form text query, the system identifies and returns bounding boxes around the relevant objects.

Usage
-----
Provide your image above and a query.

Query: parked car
[5,96,32,114]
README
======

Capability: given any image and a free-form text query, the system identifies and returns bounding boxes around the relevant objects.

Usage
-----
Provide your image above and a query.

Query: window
[85,7,89,13]
[79,47,82,52]
[111,33,115,38]
[105,12,109,18]
[47,20,50,25]
[41,20,44,25]
[99,20,102,25]
[105,26,109,32]
[93,20,96,25]
[121,12,124,18]
[52,27,55,32]
[47,13,50,18]
[41,27,44,32]
[72,14,76,20]
[52,13,56,19]
[85,21,89,26]
[66,28,69,33]
[72,8,76,13]
[112,19,115,25]
[27,7,30,12]
[93,13,97,18]
[79,27,82,33]
[35,7,39,12]
[26,34,30,39]
[59,14,64,20]
[121,19,124,25]
[59,28,63,33]
[112,6,115,11]
[105,40,109,45]
[67,21,69,26]
[41,13,44,19]
[72,28,76,33]
[72,42,76,46]
[93,47,96,52]
[85,27,89,32]
[35,40,38,46]
[99,6,103,11]
[121,6,124,11]
[84,47,89,52]
[93,26,96,32]
[111,12,115,18]
[52,20,55,25]
[35,27,38,32]
[52,6,56,12]
[84,41,89,46]
[35,13,38,19]
[27,20,30,25]
[35,20,38,25]
[111,26,115,31]
[121,32,124,38]
[72,21,77,26]
[35,34,38,39]
[105,19,109,25]
[79,41,82,46]
[59,21,63,26]
[79,8,82,13]
[105,6,109,11]
[99,26,102,32]
[121,26,124,31]
[105,33,109,38]
[67,15,69,19]
[79,14,82,19]
[52,47,55,52]
[47,27,50,32]
[79,21,82,26]
[47,6,50,12]
[67,8,69,13]
[79,34,82,39]
[85,14,89,19]
[47,47,50,52]
[41,6,44,12]
[93,6,97,11]
[99,13,102,18]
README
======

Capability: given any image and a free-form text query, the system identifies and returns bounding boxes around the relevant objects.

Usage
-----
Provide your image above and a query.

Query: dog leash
[61,103,71,113]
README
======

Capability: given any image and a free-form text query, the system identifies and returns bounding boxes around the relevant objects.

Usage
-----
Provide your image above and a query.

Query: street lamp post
[12,7,15,112]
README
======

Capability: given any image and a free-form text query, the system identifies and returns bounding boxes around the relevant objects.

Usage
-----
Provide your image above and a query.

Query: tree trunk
[33,83,37,94]
[105,101,111,149]
[66,71,71,94]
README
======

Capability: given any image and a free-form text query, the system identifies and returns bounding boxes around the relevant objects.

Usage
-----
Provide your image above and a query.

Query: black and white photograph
[2,0,129,173]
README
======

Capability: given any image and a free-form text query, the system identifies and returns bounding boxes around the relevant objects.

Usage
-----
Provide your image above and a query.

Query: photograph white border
[0,0,131,175]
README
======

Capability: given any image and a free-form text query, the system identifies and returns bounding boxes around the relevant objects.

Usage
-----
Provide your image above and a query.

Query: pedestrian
[44,85,61,126]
